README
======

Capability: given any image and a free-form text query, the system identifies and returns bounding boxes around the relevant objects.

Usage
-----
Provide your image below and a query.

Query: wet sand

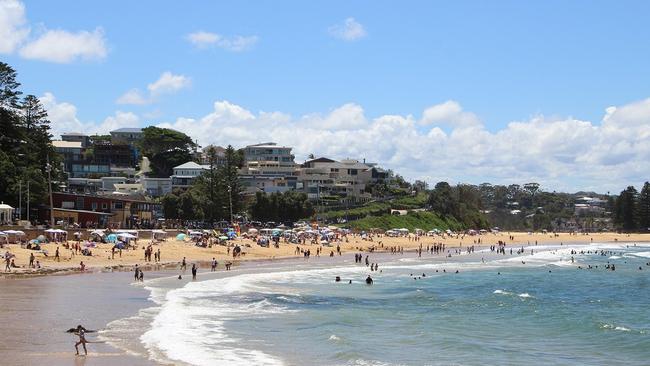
[0,270,163,366]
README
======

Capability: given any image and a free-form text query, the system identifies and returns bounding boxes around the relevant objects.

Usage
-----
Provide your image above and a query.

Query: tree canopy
[0,62,61,218]
[138,126,196,177]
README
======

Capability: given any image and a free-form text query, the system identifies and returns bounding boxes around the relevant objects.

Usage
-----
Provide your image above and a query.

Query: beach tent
[152,230,167,241]
[117,233,137,239]
[106,234,118,243]
[4,230,25,243]
[176,233,186,241]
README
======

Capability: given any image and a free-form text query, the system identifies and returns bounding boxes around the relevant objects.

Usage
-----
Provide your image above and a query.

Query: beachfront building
[141,177,172,197]
[53,140,85,176]
[196,145,227,167]
[171,161,210,189]
[110,127,143,144]
[296,157,375,200]
[48,192,161,228]
[239,143,299,194]
[61,132,91,147]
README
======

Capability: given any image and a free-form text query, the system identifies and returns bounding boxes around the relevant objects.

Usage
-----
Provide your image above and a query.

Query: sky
[1,0,650,194]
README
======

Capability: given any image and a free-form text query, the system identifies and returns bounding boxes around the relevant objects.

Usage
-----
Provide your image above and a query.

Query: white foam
[329,334,341,342]
[518,293,533,299]
[141,265,373,366]
[493,289,512,296]
[626,251,650,259]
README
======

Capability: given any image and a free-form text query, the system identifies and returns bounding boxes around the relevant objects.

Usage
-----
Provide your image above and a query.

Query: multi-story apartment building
[297,157,383,200]
[239,143,298,193]
[171,161,210,189]
[110,128,143,144]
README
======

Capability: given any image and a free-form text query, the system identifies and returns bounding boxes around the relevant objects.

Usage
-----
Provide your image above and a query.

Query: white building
[239,143,298,193]
[171,161,210,189]
[142,177,172,197]
[297,157,374,200]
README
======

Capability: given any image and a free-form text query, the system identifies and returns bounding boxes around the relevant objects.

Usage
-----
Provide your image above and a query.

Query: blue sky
[2,0,650,192]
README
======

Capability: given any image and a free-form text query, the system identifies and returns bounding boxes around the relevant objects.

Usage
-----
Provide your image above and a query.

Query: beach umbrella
[117,233,137,239]
[44,229,57,233]
[107,234,118,242]
[176,233,186,240]
[36,235,46,242]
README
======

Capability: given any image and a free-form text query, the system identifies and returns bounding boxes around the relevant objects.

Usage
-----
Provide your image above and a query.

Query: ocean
[102,242,650,366]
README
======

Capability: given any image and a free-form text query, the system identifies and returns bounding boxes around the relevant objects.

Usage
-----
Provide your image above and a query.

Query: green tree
[138,126,196,177]
[221,145,243,216]
[428,182,457,218]
[0,63,60,211]
[638,182,650,231]
[615,186,638,231]
[192,146,226,221]
[161,192,180,219]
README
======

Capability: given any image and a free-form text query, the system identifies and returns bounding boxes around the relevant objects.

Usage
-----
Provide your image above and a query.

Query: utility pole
[227,185,233,224]
[26,180,30,223]
[18,180,22,221]
[46,154,54,226]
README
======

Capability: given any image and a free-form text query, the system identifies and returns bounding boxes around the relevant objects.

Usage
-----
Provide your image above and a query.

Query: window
[102,203,108,209]
[62,201,75,209]
[113,202,124,209]
[91,202,97,210]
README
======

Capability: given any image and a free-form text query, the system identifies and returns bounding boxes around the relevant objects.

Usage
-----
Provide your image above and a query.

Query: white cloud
[147,71,191,96]
[420,100,481,128]
[187,31,258,52]
[116,89,149,105]
[156,98,650,193]
[328,17,366,41]
[41,92,139,138]
[40,90,650,192]
[0,0,29,54]
[19,28,107,63]
[0,0,107,63]
[117,72,191,106]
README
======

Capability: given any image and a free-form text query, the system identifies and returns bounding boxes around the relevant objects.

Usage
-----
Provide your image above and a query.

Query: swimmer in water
[366,275,373,285]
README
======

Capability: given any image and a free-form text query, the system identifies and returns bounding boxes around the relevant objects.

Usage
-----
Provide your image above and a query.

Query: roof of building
[53,192,157,204]
[53,208,114,216]
[110,128,143,133]
[304,157,336,164]
[61,132,87,136]
[52,140,83,149]
[246,142,292,149]
[174,161,209,170]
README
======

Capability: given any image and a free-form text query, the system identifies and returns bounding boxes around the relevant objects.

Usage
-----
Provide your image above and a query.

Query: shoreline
[2,237,649,365]
[3,231,650,279]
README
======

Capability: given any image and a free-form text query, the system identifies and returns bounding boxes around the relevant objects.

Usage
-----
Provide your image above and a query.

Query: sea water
[104,243,650,366]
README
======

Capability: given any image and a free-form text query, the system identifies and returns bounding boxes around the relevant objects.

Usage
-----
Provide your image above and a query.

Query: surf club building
[45,192,162,229]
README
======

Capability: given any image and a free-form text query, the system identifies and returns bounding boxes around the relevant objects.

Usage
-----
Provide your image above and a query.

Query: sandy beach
[2,232,650,365]
[2,231,650,277]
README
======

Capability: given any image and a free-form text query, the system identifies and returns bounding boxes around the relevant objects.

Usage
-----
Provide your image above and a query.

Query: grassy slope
[346,211,463,231]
